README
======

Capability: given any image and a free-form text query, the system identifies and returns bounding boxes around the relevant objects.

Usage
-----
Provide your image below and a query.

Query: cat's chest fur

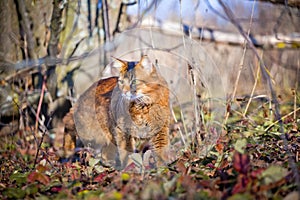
[109,79,169,139]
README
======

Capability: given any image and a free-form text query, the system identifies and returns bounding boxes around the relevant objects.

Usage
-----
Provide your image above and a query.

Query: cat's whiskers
[133,94,152,105]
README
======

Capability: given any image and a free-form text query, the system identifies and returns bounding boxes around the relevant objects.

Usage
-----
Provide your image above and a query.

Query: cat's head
[114,55,162,103]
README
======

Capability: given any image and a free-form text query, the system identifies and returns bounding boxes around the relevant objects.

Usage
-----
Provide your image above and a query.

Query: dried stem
[264,107,300,132]
[294,60,299,121]
[224,0,256,124]
[243,52,262,117]
[35,75,47,134]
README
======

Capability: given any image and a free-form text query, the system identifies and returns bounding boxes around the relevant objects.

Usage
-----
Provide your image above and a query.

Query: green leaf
[113,191,123,200]
[260,165,288,185]
[42,179,61,192]
[4,187,26,199]
[89,158,101,168]
[77,189,103,199]
[228,193,253,200]
[34,195,51,200]
[10,172,28,185]
[233,138,247,154]
[25,183,39,195]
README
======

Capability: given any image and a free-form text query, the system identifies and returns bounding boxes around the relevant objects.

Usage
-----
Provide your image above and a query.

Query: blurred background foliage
[0,0,299,146]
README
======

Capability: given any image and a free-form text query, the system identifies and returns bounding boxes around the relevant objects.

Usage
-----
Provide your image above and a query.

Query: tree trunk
[0,1,20,79]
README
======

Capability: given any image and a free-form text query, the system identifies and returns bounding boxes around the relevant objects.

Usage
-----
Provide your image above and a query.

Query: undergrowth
[0,91,299,200]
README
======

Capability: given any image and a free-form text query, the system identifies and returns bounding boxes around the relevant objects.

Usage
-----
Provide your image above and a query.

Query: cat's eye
[118,80,124,84]
[131,80,138,84]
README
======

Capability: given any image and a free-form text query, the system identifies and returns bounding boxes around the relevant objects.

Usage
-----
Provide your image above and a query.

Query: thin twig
[188,63,201,146]
[243,52,261,117]
[224,0,256,124]
[170,105,186,148]
[250,0,300,8]
[294,60,299,121]
[264,107,300,132]
[35,74,47,134]
[127,0,161,30]
[87,0,92,38]
[33,115,53,168]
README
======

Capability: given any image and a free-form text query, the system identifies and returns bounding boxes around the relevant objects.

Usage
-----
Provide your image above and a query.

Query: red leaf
[27,171,50,185]
[123,162,137,171]
[176,159,187,174]
[232,174,250,194]
[51,186,62,193]
[94,172,107,182]
[71,169,81,181]
[215,143,224,154]
[27,171,38,183]
[36,165,48,173]
[179,174,197,192]
[233,151,250,175]
[206,163,215,169]
[250,168,264,178]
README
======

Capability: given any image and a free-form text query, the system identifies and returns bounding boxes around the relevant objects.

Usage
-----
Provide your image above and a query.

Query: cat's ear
[112,57,128,74]
[139,55,156,74]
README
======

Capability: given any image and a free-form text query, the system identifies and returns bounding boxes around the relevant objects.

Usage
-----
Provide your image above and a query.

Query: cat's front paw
[143,148,175,168]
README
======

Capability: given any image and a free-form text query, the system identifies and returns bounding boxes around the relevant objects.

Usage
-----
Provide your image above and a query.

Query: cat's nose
[125,91,131,96]
[124,91,131,99]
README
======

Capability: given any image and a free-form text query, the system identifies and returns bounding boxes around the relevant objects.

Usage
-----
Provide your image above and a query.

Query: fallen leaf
[4,188,26,199]
[231,174,250,194]
[27,171,50,185]
[88,157,101,168]
[51,186,62,193]
[215,143,224,154]
[233,138,247,154]
[233,151,250,175]
[260,165,288,185]
[250,168,264,178]
[228,193,253,200]
[10,172,28,186]
[94,172,107,182]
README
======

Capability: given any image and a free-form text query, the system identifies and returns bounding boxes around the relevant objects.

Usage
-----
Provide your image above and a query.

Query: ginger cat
[63,55,170,169]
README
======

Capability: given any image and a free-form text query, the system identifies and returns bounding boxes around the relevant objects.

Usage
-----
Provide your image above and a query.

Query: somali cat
[63,55,171,169]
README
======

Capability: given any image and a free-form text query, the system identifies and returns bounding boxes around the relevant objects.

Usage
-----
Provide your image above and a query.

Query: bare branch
[142,19,300,49]
[248,0,300,8]
[102,0,111,42]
